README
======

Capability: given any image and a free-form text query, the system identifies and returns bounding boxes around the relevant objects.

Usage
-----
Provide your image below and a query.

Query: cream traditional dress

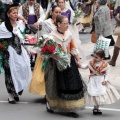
[45,30,85,112]
[81,60,120,106]
[29,18,56,95]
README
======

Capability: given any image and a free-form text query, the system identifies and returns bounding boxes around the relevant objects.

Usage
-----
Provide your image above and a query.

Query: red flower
[49,46,55,53]
[0,45,5,50]
[44,45,49,50]
[41,47,46,53]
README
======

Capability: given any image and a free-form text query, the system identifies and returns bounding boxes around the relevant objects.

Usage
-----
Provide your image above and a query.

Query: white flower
[39,37,43,40]
[49,36,54,40]
[43,34,48,39]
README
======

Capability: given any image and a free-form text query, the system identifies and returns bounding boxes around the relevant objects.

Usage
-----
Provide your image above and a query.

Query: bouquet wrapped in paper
[35,35,71,71]
[72,8,84,25]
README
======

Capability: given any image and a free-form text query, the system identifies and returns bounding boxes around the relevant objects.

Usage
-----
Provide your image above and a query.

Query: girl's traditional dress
[45,30,85,112]
[29,18,56,95]
[0,21,31,97]
[61,6,86,62]
[81,60,120,105]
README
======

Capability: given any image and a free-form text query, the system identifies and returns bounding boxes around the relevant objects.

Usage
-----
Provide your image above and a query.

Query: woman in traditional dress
[0,4,31,104]
[45,15,85,118]
[29,5,61,96]
[79,0,94,32]
[57,0,86,62]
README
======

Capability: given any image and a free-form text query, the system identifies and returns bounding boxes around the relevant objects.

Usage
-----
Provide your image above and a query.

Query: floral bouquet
[72,8,84,25]
[35,35,71,71]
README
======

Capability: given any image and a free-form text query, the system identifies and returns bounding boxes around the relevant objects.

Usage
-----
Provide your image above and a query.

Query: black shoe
[67,112,79,118]
[18,90,23,95]
[8,99,16,104]
[93,109,98,115]
[14,96,19,102]
[97,109,102,115]
[46,107,54,113]
[104,55,111,60]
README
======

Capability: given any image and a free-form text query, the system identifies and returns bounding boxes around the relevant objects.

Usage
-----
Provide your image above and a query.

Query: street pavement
[0,19,120,120]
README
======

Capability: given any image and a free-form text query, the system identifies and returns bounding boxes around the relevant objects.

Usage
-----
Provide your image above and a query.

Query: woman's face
[95,1,100,8]
[7,9,18,21]
[28,0,35,6]
[58,18,69,31]
[58,0,65,10]
[51,7,61,19]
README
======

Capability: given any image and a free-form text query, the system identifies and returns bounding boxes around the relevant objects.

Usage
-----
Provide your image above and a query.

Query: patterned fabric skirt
[1,37,22,97]
[45,57,85,112]
[2,51,18,97]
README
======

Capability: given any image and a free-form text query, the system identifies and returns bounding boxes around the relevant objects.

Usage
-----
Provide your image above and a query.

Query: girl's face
[51,7,61,19]
[95,1,100,8]
[7,9,18,21]
[58,0,65,10]
[93,54,103,62]
[58,18,69,31]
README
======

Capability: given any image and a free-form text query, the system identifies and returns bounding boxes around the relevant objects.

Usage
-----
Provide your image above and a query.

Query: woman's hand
[34,22,40,28]
[76,60,81,68]
[102,81,107,85]
[17,15,27,23]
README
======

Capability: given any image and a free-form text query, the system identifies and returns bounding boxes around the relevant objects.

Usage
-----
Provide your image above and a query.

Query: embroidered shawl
[22,2,40,21]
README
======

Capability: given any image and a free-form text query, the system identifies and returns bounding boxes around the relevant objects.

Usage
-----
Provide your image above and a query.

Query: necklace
[57,29,64,35]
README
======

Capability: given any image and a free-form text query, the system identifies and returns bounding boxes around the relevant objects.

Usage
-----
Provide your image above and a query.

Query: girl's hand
[102,81,107,85]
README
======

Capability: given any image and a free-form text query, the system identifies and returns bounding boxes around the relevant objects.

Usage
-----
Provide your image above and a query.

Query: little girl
[81,49,120,115]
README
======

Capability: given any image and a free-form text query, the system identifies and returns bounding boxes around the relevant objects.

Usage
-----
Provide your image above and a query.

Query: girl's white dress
[81,61,120,106]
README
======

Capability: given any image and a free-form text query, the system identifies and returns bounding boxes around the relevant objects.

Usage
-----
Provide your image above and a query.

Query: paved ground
[0,18,120,120]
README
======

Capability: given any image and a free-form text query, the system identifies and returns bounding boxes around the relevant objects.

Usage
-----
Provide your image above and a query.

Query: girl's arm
[104,69,110,81]
[102,68,110,85]
[81,64,88,69]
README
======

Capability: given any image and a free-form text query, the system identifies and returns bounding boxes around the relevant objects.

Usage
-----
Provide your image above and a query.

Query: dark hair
[94,49,105,58]
[57,0,65,3]
[47,5,59,19]
[55,15,67,27]
[5,4,19,32]
[51,5,58,12]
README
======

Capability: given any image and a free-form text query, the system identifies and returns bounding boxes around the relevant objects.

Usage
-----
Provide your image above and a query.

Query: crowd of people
[0,0,120,118]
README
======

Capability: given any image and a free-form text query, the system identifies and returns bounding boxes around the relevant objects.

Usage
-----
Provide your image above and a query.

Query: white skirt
[85,81,120,106]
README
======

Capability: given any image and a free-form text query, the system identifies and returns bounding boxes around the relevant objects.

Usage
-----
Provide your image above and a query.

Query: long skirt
[2,51,18,97]
[29,54,45,95]
[45,57,85,112]
[80,12,93,24]
[85,81,120,106]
